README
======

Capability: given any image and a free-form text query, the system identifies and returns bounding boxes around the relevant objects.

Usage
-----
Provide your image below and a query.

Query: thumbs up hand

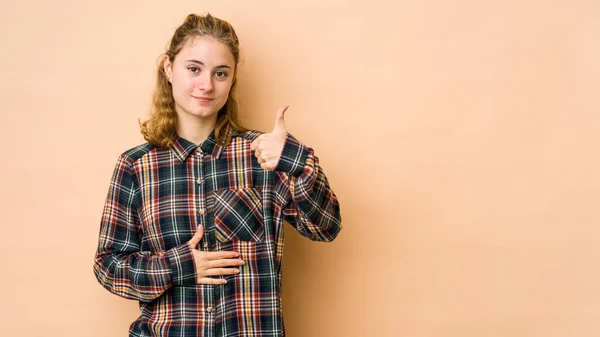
[250,105,290,171]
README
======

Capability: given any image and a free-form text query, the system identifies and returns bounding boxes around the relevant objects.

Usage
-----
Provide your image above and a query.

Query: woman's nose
[195,73,214,91]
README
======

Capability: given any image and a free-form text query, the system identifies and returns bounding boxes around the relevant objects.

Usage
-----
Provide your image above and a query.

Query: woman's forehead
[176,35,235,66]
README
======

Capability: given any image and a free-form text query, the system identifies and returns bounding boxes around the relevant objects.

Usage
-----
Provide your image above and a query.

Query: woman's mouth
[193,96,214,103]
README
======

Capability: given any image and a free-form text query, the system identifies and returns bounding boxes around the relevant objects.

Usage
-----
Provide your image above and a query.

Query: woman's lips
[193,96,214,103]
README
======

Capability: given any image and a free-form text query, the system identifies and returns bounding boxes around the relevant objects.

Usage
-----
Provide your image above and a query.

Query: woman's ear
[163,55,173,82]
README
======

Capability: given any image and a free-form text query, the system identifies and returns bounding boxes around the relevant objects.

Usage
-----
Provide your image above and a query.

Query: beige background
[1,0,599,336]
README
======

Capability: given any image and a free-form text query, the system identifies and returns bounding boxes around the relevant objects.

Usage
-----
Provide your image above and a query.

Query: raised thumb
[188,225,204,249]
[272,104,289,132]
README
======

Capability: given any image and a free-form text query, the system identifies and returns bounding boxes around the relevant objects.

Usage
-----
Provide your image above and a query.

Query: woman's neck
[176,113,218,145]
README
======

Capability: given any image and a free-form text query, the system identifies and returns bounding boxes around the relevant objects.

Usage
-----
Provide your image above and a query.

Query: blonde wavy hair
[140,13,247,149]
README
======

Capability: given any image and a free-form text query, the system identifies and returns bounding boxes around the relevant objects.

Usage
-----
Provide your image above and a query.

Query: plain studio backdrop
[1,0,599,336]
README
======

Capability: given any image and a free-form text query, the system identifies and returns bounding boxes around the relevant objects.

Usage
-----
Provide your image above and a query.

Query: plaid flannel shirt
[93,129,342,337]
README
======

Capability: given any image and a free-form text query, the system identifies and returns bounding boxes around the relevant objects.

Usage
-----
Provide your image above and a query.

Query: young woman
[93,13,342,337]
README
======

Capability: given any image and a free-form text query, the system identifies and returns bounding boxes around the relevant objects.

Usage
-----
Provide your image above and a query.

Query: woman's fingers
[206,258,245,268]
[252,138,280,170]
[196,264,241,284]
[188,225,204,248]
[203,251,240,260]
[192,250,244,284]
[197,277,227,285]
[192,249,245,284]
[204,267,240,276]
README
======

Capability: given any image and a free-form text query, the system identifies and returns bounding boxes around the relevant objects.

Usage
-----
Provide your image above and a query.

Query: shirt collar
[170,129,233,162]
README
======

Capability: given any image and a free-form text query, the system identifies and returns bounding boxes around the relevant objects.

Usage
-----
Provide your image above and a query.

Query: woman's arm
[274,134,342,242]
[93,155,197,302]
[250,106,342,241]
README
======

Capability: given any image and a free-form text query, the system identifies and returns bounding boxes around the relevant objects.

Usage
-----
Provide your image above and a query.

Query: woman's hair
[140,13,246,149]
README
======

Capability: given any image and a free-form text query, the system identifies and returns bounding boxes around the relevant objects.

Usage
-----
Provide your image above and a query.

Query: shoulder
[117,143,156,166]
[232,129,265,143]
[106,143,156,184]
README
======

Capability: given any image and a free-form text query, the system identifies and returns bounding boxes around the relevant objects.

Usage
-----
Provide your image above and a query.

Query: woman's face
[164,35,236,123]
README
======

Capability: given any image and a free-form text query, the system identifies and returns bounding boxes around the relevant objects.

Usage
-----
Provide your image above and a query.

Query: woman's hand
[250,105,290,171]
[188,225,244,284]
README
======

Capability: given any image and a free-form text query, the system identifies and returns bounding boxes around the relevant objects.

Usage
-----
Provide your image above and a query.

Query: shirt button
[158,251,166,257]
[206,307,213,313]
[199,209,206,216]
[196,178,202,184]
[202,241,208,248]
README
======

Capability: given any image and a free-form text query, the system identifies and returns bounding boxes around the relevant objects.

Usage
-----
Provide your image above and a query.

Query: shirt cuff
[275,133,309,177]
[165,243,197,286]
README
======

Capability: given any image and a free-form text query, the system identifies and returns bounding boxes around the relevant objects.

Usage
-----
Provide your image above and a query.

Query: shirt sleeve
[93,154,197,303]
[275,134,342,242]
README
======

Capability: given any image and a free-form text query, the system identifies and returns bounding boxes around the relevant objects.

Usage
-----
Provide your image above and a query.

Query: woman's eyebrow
[185,59,232,69]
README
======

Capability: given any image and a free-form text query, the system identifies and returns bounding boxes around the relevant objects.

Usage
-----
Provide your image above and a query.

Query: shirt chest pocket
[212,187,265,242]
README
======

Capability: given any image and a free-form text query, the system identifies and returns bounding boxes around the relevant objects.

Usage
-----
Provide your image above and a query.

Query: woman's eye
[215,71,228,78]
[188,66,200,73]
